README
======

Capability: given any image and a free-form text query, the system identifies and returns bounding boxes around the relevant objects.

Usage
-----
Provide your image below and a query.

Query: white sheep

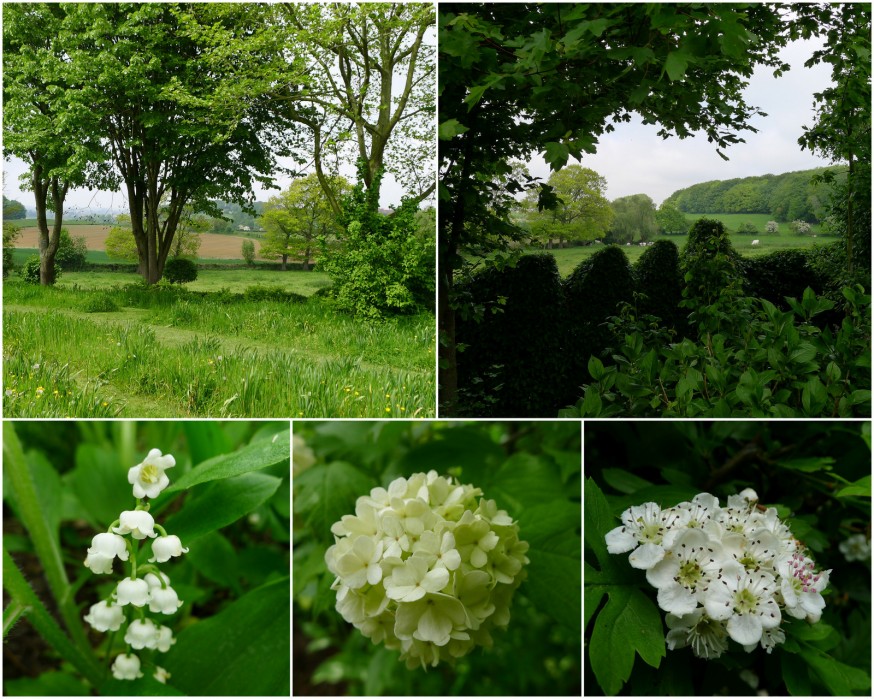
[751,239,760,246]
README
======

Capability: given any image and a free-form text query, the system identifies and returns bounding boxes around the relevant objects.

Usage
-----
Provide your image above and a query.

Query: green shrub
[563,245,634,389]
[456,253,566,417]
[633,239,685,333]
[242,284,306,303]
[81,293,120,313]
[739,250,825,311]
[309,286,335,301]
[736,222,758,235]
[163,257,198,284]
[21,255,61,285]
[56,229,88,270]
[3,222,21,277]
[242,239,256,266]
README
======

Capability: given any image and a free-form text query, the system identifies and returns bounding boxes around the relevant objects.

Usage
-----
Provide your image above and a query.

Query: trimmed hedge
[738,250,824,309]
[634,239,685,333]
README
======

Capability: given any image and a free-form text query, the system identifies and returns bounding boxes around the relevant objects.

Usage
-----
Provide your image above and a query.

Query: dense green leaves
[293,461,374,539]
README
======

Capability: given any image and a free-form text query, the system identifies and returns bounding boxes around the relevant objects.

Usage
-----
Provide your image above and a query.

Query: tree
[55,3,302,284]
[258,173,349,271]
[3,196,26,220]
[55,229,88,270]
[656,200,689,235]
[276,3,435,212]
[3,222,22,276]
[610,194,658,243]
[527,166,613,247]
[438,3,795,413]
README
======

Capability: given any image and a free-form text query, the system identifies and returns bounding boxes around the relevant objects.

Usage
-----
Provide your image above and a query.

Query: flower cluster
[325,471,529,669]
[605,489,831,658]
[83,449,188,683]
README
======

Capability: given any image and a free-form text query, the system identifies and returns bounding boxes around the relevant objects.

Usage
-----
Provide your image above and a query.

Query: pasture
[3,277,435,418]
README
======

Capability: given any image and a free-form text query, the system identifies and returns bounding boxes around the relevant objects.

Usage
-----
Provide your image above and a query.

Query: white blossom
[83,600,125,632]
[149,535,189,563]
[111,653,143,681]
[84,533,129,574]
[128,448,175,499]
[113,510,157,540]
[115,578,151,607]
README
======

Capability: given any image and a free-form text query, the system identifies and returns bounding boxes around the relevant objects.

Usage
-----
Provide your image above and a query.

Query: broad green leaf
[438,118,469,140]
[584,477,620,572]
[293,462,374,539]
[663,50,689,81]
[600,469,653,495]
[397,427,504,490]
[781,652,812,696]
[99,676,184,696]
[185,531,241,593]
[69,444,132,529]
[801,647,870,695]
[518,501,581,634]
[183,422,233,465]
[543,141,569,170]
[163,578,290,696]
[488,453,567,515]
[776,456,835,473]
[590,586,665,695]
[24,450,63,539]
[165,472,282,542]
[5,671,90,696]
[837,475,871,498]
[165,431,289,494]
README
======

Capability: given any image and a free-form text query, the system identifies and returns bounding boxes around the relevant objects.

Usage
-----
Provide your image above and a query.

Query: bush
[681,218,743,331]
[241,285,306,303]
[736,221,758,235]
[455,253,566,417]
[563,245,634,391]
[309,285,335,300]
[21,255,61,285]
[163,257,198,284]
[81,293,120,313]
[739,250,825,311]
[56,229,88,270]
[633,239,685,333]
[241,239,256,266]
[3,221,21,277]
[791,219,812,236]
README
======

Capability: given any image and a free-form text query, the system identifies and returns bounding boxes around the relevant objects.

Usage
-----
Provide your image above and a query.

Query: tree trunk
[32,169,66,286]
[281,254,288,272]
[302,246,311,272]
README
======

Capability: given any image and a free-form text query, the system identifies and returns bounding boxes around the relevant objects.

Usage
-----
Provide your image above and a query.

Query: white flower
[154,625,176,653]
[604,503,689,570]
[148,582,184,614]
[394,592,468,646]
[111,653,143,681]
[153,666,171,684]
[149,535,189,563]
[83,600,125,632]
[124,618,160,650]
[665,608,729,659]
[84,533,129,574]
[839,533,870,562]
[703,570,781,646]
[412,531,462,571]
[113,510,157,540]
[128,448,175,499]
[384,556,449,602]
[116,578,150,607]
[326,535,384,589]
[777,553,830,623]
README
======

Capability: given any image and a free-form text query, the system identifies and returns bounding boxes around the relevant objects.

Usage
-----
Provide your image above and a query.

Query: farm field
[684,212,825,234]
[2,279,435,418]
[533,230,831,277]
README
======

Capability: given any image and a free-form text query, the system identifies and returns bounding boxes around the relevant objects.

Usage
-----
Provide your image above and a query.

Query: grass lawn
[685,212,825,235]
[3,278,434,418]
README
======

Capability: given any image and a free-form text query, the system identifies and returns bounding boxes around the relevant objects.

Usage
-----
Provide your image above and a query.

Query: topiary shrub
[163,257,198,284]
[455,253,566,417]
[563,245,634,395]
[681,218,743,314]
[21,255,61,285]
[633,239,685,333]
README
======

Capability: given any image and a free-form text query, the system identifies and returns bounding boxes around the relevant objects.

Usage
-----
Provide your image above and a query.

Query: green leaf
[185,531,241,593]
[600,469,653,495]
[801,647,870,695]
[518,501,581,634]
[163,578,290,696]
[590,587,665,695]
[781,652,812,696]
[543,141,569,170]
[68,444,132,529]
[4,672,90,696]
[293,462,374,539]
[488,453,567,515]
[99,676,185,696]
[837,475,871,498]
[183,421,233,465]
[777,456,835,473]
[663,51,689,81]
[165,472,282,542]
[165,430,289,494]
[438,118,469,140]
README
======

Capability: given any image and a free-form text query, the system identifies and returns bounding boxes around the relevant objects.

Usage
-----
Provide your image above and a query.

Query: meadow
[3,275,435,418]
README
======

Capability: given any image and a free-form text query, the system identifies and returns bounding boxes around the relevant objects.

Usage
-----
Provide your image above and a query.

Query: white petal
[702,585,734,620]
[646,558,680,589]
[727,614,763,645]
[657,584,698,616]
[605,526,637,554]
[628,543,664,570]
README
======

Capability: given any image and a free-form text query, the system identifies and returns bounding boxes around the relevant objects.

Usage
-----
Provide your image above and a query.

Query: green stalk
[3,549,103,687]
[3,599,29,638]
[3,425,93,651]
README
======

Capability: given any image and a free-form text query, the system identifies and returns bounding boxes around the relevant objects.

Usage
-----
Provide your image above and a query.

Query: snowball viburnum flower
[111,653,143,681]
[605,489,830,659]
[128,448,175,499]
[149,535,189,563]
[113,510,157,540]
[84,533,129,574]
[83,600,125,632]
[326,471,528,669]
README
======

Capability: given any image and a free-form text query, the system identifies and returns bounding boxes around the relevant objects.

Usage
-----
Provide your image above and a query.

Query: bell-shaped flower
[116,577,150,607]
[413,530,461,571]
[384,556,449,602]
[113,510,157,540]
[147,581,184,614]
[154,625,176,653]
[153,667,171,684]
[128,448,175,499]
[84,532,129,574]
[111,653,143,681]
[148,535,189,563]
[124,618,160,650]
[83,600,125,632]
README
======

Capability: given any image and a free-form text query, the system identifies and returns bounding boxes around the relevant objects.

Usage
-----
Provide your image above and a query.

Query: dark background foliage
[584,420,871,696]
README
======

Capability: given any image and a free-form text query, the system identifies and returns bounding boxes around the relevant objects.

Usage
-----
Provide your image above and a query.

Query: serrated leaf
[543,141,569,170]
[438,118,469,140]
[601,469,653,495]
[781,652,812,696]
[777,456,835,473]
[801,647,870,695]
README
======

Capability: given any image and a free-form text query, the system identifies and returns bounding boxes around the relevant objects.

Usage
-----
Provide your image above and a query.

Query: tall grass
[3,281,435,418]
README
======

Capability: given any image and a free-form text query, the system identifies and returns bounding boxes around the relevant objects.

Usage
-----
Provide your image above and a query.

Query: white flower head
[83,600,125,632]
[665,608,729,659]
[154,666,171,684]
[777,552,830,623]
[124,618,160,650]
[149,535,189,563]
[703,570,781,646]
[839,533,870,562]
[128,448,175,499]
[115,577,151,607]
[605,503,689,570]
[148,583,184,615]
[84,533,129,574]
[113,510,157,540]
[111,653,143,681]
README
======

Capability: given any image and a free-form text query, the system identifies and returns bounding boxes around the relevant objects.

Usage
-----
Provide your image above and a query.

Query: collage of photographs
[0,2,870,697]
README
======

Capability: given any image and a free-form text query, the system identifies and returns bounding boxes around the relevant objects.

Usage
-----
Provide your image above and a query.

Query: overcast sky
[525,36,836,205]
